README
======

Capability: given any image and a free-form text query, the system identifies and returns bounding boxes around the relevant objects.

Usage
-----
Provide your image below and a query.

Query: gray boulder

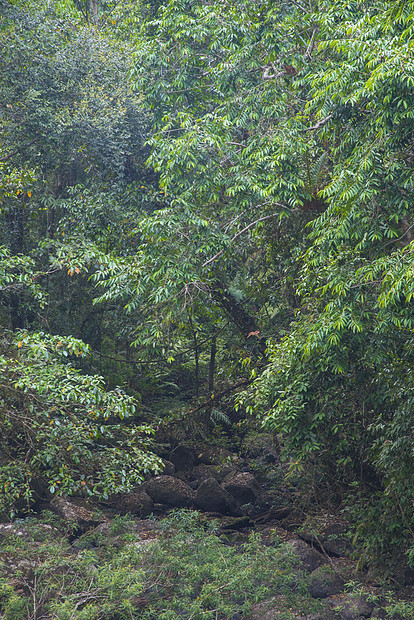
[161,460,176,476]
[194,478,241,515]
[299,521,351,557]
[168,445,195,471]
[221,471,262,505]
[113,489,154,517]
[332,594,374,619]
[189,464,234,484]
[195,445,236,466]
[0,523,61,542]
[50,497,104,529]
[285,539,327,573]
[308,566,344,599]
[144,476,194,508]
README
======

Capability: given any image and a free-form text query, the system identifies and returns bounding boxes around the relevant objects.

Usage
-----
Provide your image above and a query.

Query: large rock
[161,460,176,476]
[188,464,234,485]
[285,539,326,573]
[299,520,352,557]
[308,565,344,599]
[194,445,237,466]
[0,523,61,542]
[144,476,194,508]
[194,478,241,516]
[331,594,374,619]
[168,446,195,471]
[110,489,154,517]
[50,498,104,529]
[241,432,278,459]
[188,464,218,484]
[221,471,262,505]
[250,596,335,619]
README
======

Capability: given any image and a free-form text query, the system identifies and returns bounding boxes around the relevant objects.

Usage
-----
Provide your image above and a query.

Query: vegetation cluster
[0,510,325,620]
[1,0,414,584]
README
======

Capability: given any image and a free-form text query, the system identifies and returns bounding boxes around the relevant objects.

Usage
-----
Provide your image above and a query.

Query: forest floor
[1,432,414,619]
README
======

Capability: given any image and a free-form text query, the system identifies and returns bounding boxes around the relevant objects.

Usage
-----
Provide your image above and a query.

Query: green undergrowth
[0,510,326,620]
[1,510,414,619]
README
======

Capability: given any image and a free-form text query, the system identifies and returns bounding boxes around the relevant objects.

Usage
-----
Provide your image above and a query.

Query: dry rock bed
[1,441,413,619]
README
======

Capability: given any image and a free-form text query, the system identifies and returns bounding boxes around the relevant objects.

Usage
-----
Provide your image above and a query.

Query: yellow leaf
[17,341,23,348]
[27,191,31,197]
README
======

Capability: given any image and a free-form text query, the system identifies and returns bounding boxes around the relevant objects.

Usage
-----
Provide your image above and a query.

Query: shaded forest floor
[1,430,414,620]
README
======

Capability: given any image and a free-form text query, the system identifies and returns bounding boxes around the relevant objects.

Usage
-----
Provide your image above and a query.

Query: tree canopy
[1,0,414,568]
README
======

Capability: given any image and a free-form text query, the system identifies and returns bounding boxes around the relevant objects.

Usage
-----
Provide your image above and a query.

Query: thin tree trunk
[205,335,217,428]
[90,0,98,24]
[188,311,199,397]
[7,202,25,329]
[209,335,216,394]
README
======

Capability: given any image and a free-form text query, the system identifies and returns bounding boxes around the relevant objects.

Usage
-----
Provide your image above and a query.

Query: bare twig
[305,114,333,131]
[187,378,253,417]
[290,0,309,13]
[91,320,231,365]
[312,533,349,580]
[305,28,316,59]
[382,220,414,249]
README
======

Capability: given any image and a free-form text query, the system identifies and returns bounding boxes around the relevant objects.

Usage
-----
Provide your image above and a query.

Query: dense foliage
[1,0,414,570]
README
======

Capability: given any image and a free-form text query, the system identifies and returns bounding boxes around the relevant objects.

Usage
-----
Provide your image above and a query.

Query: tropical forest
[1,0,414,618]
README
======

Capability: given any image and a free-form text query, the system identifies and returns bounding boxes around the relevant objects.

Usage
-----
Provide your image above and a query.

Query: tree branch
[202,211,284,268]
[1,137,42,162]
[306,114,333,131]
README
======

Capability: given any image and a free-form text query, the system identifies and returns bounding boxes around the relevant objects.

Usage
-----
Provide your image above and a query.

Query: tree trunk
[187,311,199,396]
[209,335,216,394]
[204,335,217,428]
[6,202,25,329]
[90,0,98,24]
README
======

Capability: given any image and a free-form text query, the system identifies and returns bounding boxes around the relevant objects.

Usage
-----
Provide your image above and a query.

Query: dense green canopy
[1,0,414,567]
